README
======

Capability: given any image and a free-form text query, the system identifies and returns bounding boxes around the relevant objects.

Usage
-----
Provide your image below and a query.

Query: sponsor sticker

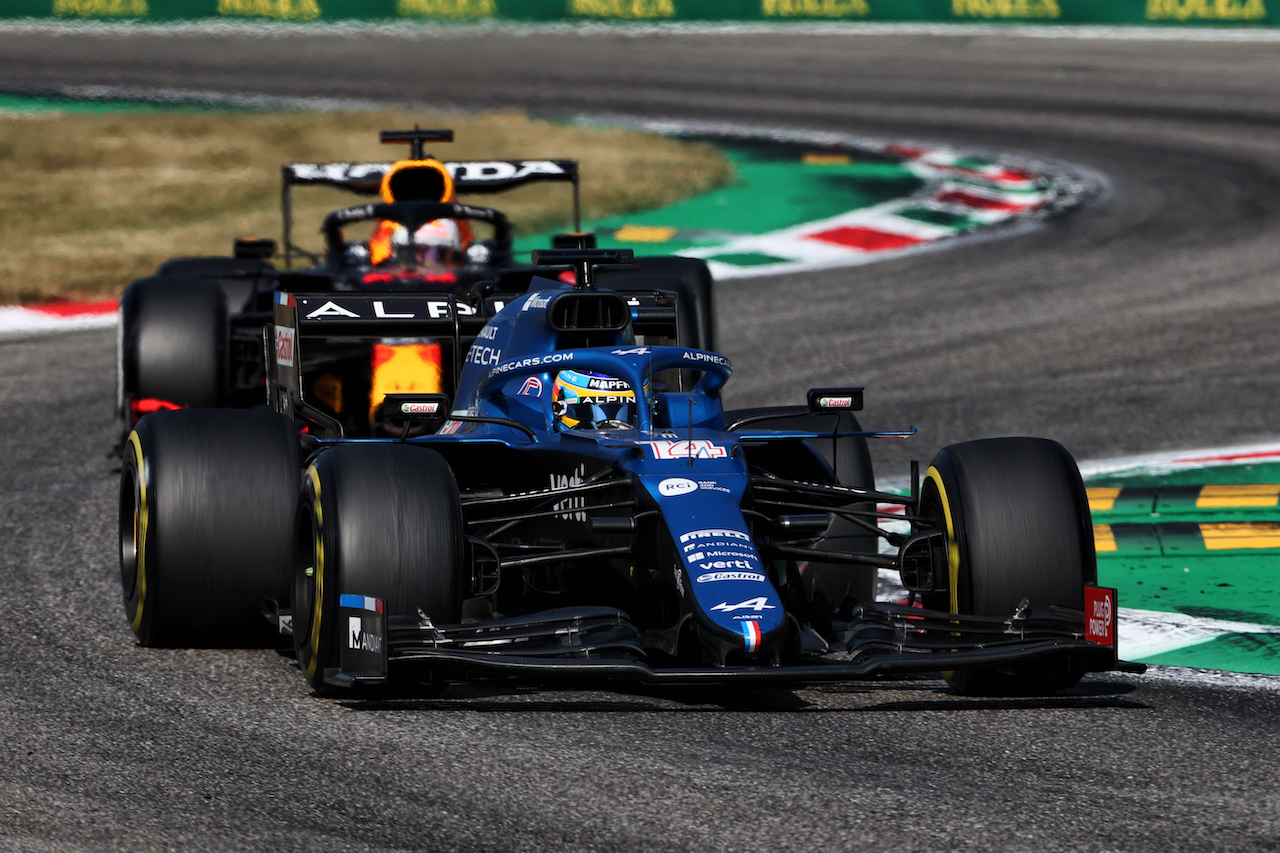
[275,326,295,367]
[696,571,767,583]
[683,351,731,369]
[647,440,728,460]
[306,300,360,319]
[695,559,759,572]
[1085,585,1117,649]
[466,345,502,367]
[658,477,698,497]
[491,352,575,376]
[399,401,440,415]
[549,464,587,522]
[450,160,568,182]
[678,528,753,545]
[818,395,854,409]
[522,293,552,312]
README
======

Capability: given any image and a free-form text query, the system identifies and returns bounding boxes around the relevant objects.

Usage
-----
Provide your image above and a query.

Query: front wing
[320,598,1145,689]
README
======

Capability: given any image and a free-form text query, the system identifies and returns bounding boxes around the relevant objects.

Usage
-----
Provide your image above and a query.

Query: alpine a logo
[658,478,697,497]
[711,597,776,613]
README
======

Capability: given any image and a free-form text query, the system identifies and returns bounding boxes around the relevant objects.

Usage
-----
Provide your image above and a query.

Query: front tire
[293,444,463,693]
[919,437,1097,695]
[119,409,299,647]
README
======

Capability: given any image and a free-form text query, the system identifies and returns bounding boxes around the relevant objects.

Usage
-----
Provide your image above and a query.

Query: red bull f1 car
[115,128,714,445]
[118,248,1140,697]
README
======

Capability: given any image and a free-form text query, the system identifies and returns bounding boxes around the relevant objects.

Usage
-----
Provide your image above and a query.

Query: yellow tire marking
[126,430,149,634]
[305,464,325,680]
[924,466,961,615]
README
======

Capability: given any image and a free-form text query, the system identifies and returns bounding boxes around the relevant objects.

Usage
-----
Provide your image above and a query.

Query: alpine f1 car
[115,127,715,444]
[119,248,1140,697]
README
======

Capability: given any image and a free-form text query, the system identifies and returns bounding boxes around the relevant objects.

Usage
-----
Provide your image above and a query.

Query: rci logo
[54,0,147,15]
[1146,0,1267,20]
[218,0,321,20]
[398,0,496,17]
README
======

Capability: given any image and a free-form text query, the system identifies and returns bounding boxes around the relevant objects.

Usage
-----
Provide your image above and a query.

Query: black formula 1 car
[119,248,1141,697]
[115,127,715,443]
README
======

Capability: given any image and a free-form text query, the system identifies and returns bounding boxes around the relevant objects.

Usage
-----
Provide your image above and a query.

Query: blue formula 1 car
[118,249,1141,697]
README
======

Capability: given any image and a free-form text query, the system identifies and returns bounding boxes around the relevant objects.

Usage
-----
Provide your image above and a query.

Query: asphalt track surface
[3,25,1280,851]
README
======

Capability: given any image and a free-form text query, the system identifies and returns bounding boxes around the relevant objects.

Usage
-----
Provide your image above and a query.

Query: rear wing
[280,160,580,266]
[268,288,682,437]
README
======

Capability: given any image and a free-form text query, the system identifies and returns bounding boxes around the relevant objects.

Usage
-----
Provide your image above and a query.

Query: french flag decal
[740,621,762,653]
[339,594,383,613]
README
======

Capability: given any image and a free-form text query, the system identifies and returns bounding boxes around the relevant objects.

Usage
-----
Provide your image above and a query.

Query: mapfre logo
[658,478,698,497]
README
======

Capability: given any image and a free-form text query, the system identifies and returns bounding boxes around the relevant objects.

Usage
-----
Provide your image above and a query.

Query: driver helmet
[389,218,464,267]
[553,369,638,430]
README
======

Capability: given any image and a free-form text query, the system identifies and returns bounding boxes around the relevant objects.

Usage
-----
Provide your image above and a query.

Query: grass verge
[0,108,733,304]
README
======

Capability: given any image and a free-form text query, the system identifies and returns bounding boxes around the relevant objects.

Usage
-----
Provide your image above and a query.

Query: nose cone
[643,473,787,658]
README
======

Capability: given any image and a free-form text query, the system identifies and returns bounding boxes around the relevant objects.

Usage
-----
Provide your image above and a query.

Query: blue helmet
[552,369,638,430]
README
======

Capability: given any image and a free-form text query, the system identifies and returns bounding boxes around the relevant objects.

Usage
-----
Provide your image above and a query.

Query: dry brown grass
[0,109,732,305]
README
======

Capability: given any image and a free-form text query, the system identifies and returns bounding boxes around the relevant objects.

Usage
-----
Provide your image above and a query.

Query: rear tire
[919,437,1096,695]
[293,444,463,693]
[119,409,299,647]
[117,275,228,431]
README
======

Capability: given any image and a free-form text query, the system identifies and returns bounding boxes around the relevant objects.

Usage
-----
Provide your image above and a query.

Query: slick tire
[920,437,1097,696]
[293,444,463,694]
[120,409,300,648]
[117,274,228,426]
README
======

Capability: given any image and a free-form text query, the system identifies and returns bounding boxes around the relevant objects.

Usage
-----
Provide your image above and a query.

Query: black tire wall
[120,409,299,647]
